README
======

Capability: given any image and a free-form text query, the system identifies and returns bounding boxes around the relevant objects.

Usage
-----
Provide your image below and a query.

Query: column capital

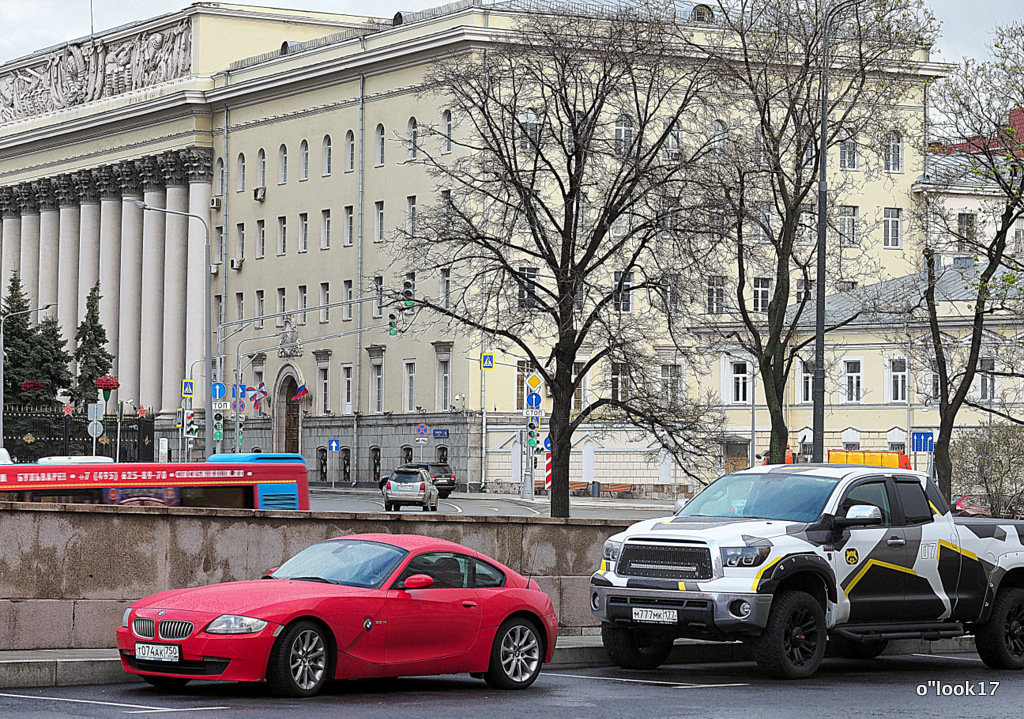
[160,150,189,187]
[16,183,39,215]
[183,147,214,184]
[54,174,80,207]
[75,170,100,204]
[96,166,121,200]
[138,156,165,192]
[118,160,143,197]
[0,187,18,216]
[34,178,58,211]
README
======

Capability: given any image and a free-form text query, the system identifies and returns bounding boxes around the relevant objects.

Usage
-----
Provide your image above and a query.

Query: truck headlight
[205,614,269,634]
[603,539,622,562]
[720,546,771,568]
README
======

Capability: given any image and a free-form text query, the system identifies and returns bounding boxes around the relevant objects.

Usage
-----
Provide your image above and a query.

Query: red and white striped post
[545,452,552,491]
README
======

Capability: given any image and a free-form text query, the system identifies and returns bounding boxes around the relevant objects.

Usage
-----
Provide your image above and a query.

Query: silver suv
[383,467,439,512]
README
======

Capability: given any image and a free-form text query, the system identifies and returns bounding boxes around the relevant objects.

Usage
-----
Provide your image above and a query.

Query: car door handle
[886,536,906,547]
[462,601,478,609]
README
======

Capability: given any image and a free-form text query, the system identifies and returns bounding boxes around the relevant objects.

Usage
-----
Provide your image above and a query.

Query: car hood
[621,514,807,544]
[134,579,377,616]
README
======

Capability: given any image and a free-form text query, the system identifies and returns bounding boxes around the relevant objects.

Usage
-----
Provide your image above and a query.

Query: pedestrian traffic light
[527,419,539,447]
[388,312,399,335]
[402,278,414,308]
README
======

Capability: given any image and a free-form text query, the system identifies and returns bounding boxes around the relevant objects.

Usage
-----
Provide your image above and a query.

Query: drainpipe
[217,70,231,454]
[354,72,366,483]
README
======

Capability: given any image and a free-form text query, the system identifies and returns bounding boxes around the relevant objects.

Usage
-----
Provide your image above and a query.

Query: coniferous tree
[71,282,113,406]
[23,315,73,407]
[1,271,36,401]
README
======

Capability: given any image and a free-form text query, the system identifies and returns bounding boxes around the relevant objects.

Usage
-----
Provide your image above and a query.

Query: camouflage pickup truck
[591,464,1024,678]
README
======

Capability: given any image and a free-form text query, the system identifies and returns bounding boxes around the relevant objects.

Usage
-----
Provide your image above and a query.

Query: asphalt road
[0,654,1016,718]
[310,489,672,520]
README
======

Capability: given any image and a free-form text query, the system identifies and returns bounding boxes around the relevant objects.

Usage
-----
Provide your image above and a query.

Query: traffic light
[388,312,399,335]
[402,278,414,308]
[185,411,198,438]
[527,419,539,448]
[213,411,224,441]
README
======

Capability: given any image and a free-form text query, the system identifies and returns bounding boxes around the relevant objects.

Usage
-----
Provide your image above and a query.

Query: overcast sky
[0,0,1018,66]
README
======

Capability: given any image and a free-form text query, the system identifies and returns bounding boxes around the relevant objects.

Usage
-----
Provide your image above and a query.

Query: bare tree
[951,424,1024,519]
[392,5,725,517]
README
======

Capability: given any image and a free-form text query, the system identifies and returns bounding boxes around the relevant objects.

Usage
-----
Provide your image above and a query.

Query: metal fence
[1,405,154,463]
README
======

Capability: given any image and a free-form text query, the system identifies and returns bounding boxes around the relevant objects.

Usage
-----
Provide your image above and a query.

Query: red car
[116,534,557,697]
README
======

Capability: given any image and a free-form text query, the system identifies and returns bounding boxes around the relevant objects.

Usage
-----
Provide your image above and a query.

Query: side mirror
[836,504,883,529]
[403,573,434,590]
[674,497,689,514]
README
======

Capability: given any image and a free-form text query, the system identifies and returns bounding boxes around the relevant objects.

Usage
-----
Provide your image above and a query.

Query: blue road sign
[175,408,183,428]
[911,431,934,453]
[211,382,226,400]
[232,383,248,399]
[481,353,495,370]
[181,380,194,399]
[544,436,551,451]
[526,392,542,409]
[328,439,341,451]
[433,428,449,439]
[416,423,429,437]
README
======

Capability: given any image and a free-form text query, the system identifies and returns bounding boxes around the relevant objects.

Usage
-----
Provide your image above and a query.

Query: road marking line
[0,693,162,710]
[911,653,982,662]
[519,503,541,515]
[543,672,747,689]
[440,501,463,513]
[123,707,231,714]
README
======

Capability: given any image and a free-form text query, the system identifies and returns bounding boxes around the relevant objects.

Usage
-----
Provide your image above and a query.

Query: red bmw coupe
[116,534,558,697]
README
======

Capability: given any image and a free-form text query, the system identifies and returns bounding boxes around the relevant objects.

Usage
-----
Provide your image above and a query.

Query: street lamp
[130,200,214,456]
[812,0,866,463]
[0,302,57,449]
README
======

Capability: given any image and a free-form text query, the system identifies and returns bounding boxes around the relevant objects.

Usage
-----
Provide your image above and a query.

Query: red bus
[0,453,309,510]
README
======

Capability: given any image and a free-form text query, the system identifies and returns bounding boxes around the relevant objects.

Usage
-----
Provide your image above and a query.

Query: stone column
[184,148,213,414]
[97,166,123,382]
[138,156,166,414]
[36,179,59,320]
[160,151,189,416]
[55,174,81,343]
[0,188,20,293]
[16,184,40,309]
[117,162,144,406]
[76,170,101,327]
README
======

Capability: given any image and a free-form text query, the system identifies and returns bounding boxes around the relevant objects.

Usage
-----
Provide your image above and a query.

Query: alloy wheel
[289,628,327,690]
[499,624,540,683]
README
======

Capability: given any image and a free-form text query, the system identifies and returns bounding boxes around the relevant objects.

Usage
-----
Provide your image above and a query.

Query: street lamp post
[0,302,57,449]
[813,0,865,463]
[130,200,214,456]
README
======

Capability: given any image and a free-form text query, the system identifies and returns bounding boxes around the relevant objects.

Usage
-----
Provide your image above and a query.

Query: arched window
[518,109,540,151]
[256,148,266,187]
[710,119,728,154]
[664,120,683,161]
[299,139,309,181]
[236,153,246,192]
[215,157,225,195]
[375,124,386,166]
[436,445,448,463]
[407,116,418,160]
[278,144,288,184]
[345,130,355,172]
[691,4,713,23]
[370,446,381,483]
[442,109,452,153]
[401,445,413,464]
[615,115,634,156]
[322,135,332,176]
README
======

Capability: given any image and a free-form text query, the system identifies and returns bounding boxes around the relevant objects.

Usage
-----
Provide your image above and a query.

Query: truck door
[893,476,955,621]
[832,477,908,623]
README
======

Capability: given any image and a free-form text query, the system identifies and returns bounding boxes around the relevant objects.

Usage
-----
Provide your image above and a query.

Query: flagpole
[90,0,94,36]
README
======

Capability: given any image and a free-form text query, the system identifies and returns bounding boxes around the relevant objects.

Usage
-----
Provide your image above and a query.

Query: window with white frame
[278,144,288,183]
[236,153,246,191]
[343,205,354,246]
[321,209,331,250]
[342,365,353,414]
[407,117,418,160]
[800,359,813,403]
[957,212,977,251]
[440,268,451,310]
[441,109,453,153]
[375,124,385,166]
[730,360,749,403]
[796,278,814,304]
[299,140,309,181]
[518,109,541,151]
[756,202,773,243]
[345,130,355,172]
[839,134,858,170]
[611,362,630,403]
[890,357,908,403]
[883,207,902,248]
[839,205,859,245]
[297,284,307,324]
[404,361,416,411]
[753,277,771,313]
[844,359,863,403]
[299,213,308,252]
[276,287,286,327]
[213,294,221,330]
[661,363,682,406]
[837,280,858,292]
[322,135,332,176]
[708,275,726,314]
[710,119,727,155]
[320,282,329,322]
[797,204,816,244]
[255,289,265,329]
[884,131,902,172]
[518,267,538,308]
[406,195,417,237]
[256,219,265,258]
[572,361,587,413]
[343,280,353,321]
[614,271,632,313]
[515,360,535,410]
[1013,216,1024,255]
[319,367,329,414]
[437,358,450,410]
[373,362,383,413]
[615,115,634,156]
[214,226,223,264]
[660,274,681,314]
[256,148,266,186]
[236,223,245,259]
[373,276,383,318]
[215,158,225,195]
[235,292,244,321]
[277,216,287,254]
[979,357,996,401]
[374,201,385,242]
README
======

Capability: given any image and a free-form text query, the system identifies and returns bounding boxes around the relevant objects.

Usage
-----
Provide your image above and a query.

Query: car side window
[840,480,891,526]
[396,551,467,589]
[895,480,932,525]
[471,558,506,588]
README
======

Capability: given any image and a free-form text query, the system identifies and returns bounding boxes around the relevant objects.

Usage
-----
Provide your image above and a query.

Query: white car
[383,467,439,512]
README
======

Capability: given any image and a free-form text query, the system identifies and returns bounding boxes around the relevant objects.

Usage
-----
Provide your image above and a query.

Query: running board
[834,623,965,642]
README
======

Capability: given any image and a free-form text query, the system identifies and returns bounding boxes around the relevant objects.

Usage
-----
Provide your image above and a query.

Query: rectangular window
[374,201,385,242]
[343,280,353,321]
[405,361,417,412]
[611,363,630,403]
[373,363,383,413]
[372,276,383,318]
[796,278,815,304]
[235,292,244,321]
[753,277,771,313]
[839,135,858,170]
[957,212,977,251]
[890,358,907,403]
[319,367,330,414]
[438,359,450,411]
[884,132,902,172]
[844,359,862,403]
[343,206,354,247]
[342,365,353,414]
[572,361,586,413]
[213,294,222,329]
[661,364,682,406]
[214,226,224,264]
[518,267,538,308]
[299,213,308,252]
[797,204,816,245]
[321,210,331,249]
[320,282,329,323]
[440,268,451,310]
[883,207,902,248]
[614,271,632,313]
[800,359,813,403]
[707,276,726,314]
[979,357,996,401]
[516,360,535,410]
[1014,217,1024,255]
[236,223,245,259]
[297,285,307,325]
[839,205,859,245]
[756,202,772,243]
[276,287,286,327]
[731,361,749,404]
[837,280,858,292]
[406,195,417,237]
[255,290,265,329]
[256,219,265,258]
[843,441,861,451]
[277,216,287,255]
[660,274,681,314]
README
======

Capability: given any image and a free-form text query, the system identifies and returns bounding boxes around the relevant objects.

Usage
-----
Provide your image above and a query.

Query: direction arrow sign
[911,431,934,453]
[328,439,341,451]
[544,436,551,451]
[211,382,226,400]
[232,384,248,399]
[526,392,542,409]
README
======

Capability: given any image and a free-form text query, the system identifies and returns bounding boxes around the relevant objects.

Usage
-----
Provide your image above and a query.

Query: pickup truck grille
[617,542,713,581]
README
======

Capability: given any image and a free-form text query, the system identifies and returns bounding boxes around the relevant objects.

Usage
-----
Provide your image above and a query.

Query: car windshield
[678,472,840,523]
[272,539,408,588]
[392,471,422,483]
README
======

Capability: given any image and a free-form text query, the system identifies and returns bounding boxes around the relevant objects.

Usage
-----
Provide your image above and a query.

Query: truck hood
[620,514,806,544]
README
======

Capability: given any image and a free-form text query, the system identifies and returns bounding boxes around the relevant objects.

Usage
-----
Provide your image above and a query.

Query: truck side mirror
[835,504,883,529]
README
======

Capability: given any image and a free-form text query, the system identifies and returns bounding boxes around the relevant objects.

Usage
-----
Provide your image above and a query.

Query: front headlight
[205,614,269,634]
[122,607,133,627]
[603,539,622,562]
[720,546,771,568]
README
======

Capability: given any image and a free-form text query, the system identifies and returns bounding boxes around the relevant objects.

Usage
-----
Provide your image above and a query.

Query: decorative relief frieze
[0,19,191,123]
[278,316,303,358]
[33,178,57,211]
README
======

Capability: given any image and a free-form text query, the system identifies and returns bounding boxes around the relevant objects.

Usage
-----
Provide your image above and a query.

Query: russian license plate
[632,607,678,624]
[135,643,180,662]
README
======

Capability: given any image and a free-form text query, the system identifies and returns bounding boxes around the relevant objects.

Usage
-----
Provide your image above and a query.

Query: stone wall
[0,502,631,650]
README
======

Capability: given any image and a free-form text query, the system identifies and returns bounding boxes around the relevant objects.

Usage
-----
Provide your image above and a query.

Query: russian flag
[290,384,310,402]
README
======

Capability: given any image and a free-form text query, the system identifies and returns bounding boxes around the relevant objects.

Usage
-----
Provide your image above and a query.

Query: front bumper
[589,579,773,638]
[116,625,278,682]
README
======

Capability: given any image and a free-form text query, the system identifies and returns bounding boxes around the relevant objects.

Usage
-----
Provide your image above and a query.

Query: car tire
[141,675,190,691]
[484,618,544,689]
[266,620,331,698]
[384,502,393,512]
[976,587,1024,669]
[829,634,888,660]
[422,501,430,511]
[601,624,673,670]
[746,590,825,679]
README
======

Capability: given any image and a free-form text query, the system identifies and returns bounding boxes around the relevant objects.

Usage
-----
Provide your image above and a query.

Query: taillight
[420,482,426,491]
[386,481,392,491]
[430,475,435,480]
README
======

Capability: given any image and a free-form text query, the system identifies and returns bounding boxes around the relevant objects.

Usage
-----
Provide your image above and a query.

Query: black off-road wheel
[976,587,1024,669]
[746,591,825,679]
[266,620,331,697]
[141,675,190,691]
[829,634,888,660]
[601,624,673,670]
[484,618,544,689]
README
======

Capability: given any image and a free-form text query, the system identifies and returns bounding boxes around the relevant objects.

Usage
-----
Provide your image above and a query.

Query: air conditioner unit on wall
[209,196,222,210]
[253,187,266,202]
[230,257,244,270]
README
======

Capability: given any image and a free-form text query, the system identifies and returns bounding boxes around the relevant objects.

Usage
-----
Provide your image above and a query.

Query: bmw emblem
[363,619,373,631]
[157,610,166,617]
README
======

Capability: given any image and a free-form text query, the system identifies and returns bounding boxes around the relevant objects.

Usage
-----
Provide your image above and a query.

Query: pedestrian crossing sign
[481,353,495,370]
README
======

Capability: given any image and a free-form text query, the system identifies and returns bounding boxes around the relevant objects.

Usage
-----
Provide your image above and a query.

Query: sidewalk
[0,636,978,689]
